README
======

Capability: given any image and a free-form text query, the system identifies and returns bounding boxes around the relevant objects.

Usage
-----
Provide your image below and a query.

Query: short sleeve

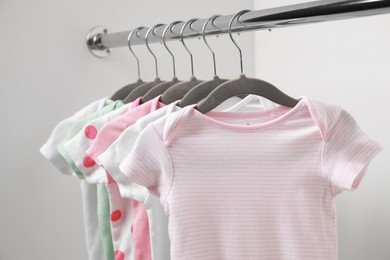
[40,116,76,176]
[119,124,173,202]
[63,122,108,184]
[40,98,108,176]
[322,109,382,192]
[86,116,128,164]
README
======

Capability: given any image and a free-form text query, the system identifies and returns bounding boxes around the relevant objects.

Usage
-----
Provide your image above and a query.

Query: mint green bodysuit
[57,100,124,260]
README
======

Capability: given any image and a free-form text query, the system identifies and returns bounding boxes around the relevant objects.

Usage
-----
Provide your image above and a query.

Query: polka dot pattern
[83,156,96,168]
[111,210,122,222]
[84,125,98,139]
[114,250,125,260]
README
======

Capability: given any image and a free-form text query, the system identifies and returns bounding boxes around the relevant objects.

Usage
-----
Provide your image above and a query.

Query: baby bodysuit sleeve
[119,124,173,203]
[322,109,382,192]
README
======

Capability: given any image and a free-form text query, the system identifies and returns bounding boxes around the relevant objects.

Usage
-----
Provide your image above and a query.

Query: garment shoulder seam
[151,124,175,207]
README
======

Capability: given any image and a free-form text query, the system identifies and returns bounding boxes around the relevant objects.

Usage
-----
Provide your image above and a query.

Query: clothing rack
[86,0,390,57]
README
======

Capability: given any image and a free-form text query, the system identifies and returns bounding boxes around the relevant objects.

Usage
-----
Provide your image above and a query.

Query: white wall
[254,1,390,260]
[0,1,253,259]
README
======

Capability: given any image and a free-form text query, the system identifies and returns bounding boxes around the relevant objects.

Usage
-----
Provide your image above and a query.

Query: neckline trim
[189,97,306,131]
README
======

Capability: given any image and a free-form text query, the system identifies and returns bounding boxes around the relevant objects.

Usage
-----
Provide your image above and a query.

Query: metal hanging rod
[86,0,390,57]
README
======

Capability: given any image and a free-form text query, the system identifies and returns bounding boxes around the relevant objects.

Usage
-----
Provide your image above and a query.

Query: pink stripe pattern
[120,97,382,260]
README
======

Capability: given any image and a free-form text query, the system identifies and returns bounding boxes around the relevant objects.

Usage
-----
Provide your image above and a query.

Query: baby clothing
[40,98,107,176]
[98,95,267,260]
[40,98,108,260]
[98,102,181,199]
[63,103,134,260]
[223,95,276,111]
[58,100,125,260]
[119,97,382,260]
[57,100,124,179]
[80,181,106,260]
[91,98,174,260]
[98,95,269,198]
[64,104,131,184]
[87,96,167,260]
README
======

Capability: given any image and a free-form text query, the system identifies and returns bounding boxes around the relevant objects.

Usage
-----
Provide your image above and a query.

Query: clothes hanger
[196,10,299,114]
[141,21,183,102]
[123,24,166,104]
[178,15,229,107]
[159,18,204,104]
[110,27,146,101]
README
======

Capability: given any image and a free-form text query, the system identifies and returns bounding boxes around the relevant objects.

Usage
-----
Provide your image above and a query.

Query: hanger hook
[145,23,165,78]
[127,27,145,80]
[180,18,199,77]
[228,10,250,75]
[202,15,221,77]
[162,21,182,79]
